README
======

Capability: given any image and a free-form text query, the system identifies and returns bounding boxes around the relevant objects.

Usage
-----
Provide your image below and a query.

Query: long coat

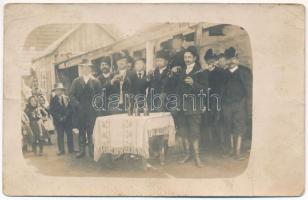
[49,94,73,127]
[69,76,101,128]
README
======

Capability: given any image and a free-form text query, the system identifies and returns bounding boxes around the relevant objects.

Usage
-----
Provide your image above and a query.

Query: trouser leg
[188,115,203,167]
[56,125,65,153]
[87,118,95,158]
[76,127,86,158]
[65,125,74,153]
[38,139,43,155]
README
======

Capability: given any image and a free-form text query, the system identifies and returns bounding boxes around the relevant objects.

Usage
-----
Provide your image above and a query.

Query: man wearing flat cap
[69,58,101,158]
[170,46,208,167]
[49,82,74,155]
[222,47,252,160]
[203,48,227,154]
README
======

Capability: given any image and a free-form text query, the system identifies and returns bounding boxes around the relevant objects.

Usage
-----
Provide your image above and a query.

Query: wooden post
[146,40,155,73]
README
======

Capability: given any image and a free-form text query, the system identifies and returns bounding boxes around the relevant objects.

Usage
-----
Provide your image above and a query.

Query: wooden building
[31,23,119,95]
[31,22,252,96]
[55,23,252,92]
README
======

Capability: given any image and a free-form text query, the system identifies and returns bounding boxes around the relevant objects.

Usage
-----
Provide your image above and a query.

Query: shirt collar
[186,63,195,74]
[102,72,111,78]
[136,70,144,77]
[208,65,216,72]
[159,66,167,74]
[83,74,94,83]
[229,65,239,73]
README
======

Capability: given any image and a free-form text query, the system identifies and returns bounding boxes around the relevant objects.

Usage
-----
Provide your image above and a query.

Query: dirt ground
[23,134,250,179]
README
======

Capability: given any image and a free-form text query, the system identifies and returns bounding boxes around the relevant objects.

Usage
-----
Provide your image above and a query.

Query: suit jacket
[169,48,185,69]
[69,76,101,127]
[148,67,170,112]
[129,70,150,110]
[108,69,133,113]
[222,65,252,118]
[49,94,73,127]
[172,63,209,115]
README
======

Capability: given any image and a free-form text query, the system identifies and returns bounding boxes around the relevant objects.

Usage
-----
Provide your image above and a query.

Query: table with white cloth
[93,112,176,162]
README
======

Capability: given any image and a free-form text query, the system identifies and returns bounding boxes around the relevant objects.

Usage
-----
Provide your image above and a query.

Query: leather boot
[193,140,204,168]
[76,142,85,158]
[178,138,191,164]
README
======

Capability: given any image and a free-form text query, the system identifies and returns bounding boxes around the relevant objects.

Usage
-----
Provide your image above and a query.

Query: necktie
[138,72,142,79]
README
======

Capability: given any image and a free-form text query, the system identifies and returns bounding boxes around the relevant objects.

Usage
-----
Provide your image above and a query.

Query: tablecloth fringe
[101,146,149,158]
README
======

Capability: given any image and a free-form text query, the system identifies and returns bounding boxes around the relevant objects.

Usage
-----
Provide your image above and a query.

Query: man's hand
[72,128,79,134]
[171,66,181,73]
[184,77,194,85]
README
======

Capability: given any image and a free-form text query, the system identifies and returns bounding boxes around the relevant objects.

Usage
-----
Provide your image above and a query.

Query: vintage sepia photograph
[3,3,305,196]
[21,22,252,177]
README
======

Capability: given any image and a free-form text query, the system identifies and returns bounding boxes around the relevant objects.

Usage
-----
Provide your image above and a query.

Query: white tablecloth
[93,112,176,161]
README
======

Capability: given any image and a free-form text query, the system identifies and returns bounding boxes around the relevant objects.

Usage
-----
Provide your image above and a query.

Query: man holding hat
[203,48,227,153]
[222,47,252,160]
[171,46,208,167]
[49,82,74,155]
[69,58,101,158]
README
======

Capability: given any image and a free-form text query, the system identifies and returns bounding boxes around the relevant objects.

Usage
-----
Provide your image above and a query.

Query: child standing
[25,96,48,156]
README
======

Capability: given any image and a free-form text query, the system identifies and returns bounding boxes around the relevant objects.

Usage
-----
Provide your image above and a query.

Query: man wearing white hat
[70,59,101,159]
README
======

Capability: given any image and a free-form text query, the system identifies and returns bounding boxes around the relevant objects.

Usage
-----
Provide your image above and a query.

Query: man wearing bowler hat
[203,49,227,153]
[49,82,74,155]
[70,58,101,158]
[222,47,252,160]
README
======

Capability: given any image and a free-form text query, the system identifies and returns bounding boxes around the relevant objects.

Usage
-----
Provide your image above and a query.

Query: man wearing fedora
[222,47,252,160]
[70,59,101,158]
[49,82,74,155]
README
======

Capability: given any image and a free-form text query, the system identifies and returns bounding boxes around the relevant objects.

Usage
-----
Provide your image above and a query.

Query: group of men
[49,34,252,168]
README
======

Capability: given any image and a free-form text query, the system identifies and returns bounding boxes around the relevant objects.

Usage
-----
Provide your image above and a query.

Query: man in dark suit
[203,49,227,153]
[97,57,113,116]
[70,59,101,158]
[108,52,133,114]
[129,58,149,113]
[148,50,171,112]
[171,46,208,167]
[222,47,252,160]
[49,83,74,155]
[146,50,171,165]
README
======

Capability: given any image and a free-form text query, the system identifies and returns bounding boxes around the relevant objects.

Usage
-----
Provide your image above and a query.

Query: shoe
[57,151,65,156]
[178,154,191,164]
[38,152,43,156]
[192,140,204,168]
